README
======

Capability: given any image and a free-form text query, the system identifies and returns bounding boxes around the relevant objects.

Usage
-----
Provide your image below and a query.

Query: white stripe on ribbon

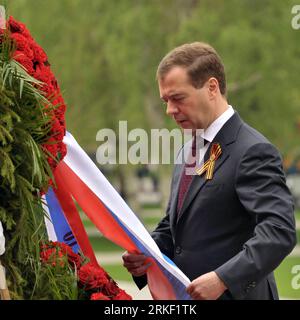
[42,195,58,242]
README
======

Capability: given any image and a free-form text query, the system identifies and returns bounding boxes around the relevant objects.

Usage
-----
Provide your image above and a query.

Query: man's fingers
[122,251,152,276]
[128,263,152,277]
[123,260,144,269]
[186,280,203,299]
[186,282,195,296]
[186,284,192,295]
[122,252,147,263]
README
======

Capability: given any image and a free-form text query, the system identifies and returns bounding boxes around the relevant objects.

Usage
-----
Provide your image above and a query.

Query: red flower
[40,246,66,267]
[13,51,34,74]
[113,289,132,300]
[104,279,120,296]
[52,118,64,138]
[10,33,34,60]
[59,142,67,159]
[31,43,48,63]
[7,16,67,173]
[67,252,83,270]
[40,241,83,270]
[58,242,83,269]
[90,292,110,301]
[34,63,53,85]
[78,263,109,290]
[8,16,31,38]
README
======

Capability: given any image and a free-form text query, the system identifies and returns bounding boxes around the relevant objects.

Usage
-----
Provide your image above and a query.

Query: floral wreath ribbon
[196,143,222,180]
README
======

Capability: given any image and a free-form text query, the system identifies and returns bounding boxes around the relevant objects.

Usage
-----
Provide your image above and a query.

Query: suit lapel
[169,162,184,230]
[177,142,229,221]
[176,112,243,224]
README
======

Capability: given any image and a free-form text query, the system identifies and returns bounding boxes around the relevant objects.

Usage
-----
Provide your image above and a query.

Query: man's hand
[122,251,151,277]
[186,271,227,300]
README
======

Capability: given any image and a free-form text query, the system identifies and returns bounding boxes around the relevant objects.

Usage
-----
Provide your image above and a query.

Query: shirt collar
[201,105,234,143]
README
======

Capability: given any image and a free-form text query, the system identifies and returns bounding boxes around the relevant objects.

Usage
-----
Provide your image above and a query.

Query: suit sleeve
[150,198,174,260]
[215,143,297,299]
[133,182,175,290]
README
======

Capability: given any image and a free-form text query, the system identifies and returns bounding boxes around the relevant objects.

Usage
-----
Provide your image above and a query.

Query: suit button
[175,246,182,254]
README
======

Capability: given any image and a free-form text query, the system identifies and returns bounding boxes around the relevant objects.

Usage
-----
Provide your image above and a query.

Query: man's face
[159,66,212,130]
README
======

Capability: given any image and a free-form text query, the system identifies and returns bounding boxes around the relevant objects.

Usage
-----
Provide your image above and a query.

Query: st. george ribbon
[43,132,191,300]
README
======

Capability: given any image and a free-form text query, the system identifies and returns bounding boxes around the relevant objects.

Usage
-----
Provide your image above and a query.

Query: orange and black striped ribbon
[196,143,222,180]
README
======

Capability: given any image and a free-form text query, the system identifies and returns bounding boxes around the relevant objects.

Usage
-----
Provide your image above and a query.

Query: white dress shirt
[200,105,235,156]
[199,105,234,166]
[179,105,234,170]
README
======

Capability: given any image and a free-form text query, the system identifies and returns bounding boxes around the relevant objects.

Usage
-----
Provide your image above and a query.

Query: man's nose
[166,101,178,116]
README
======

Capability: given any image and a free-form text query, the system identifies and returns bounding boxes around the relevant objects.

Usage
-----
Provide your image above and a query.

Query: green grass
[103,264,133,282]
[141,216,161,225]
[275,256,300,299]
[295,210,300,221]
[83,215,161,230]
[83,219,95,229]
[88,236,123,253]
[141,203,161,210]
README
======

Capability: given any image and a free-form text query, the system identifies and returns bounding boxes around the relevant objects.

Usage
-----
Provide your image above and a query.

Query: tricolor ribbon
[196,143,222,179]
[44,132,191,300]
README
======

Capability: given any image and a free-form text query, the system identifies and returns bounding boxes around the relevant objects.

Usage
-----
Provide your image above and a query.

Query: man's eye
[173,97,183,102]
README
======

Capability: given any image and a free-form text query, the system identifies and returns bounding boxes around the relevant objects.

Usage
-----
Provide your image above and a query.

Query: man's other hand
[186,271,227,300]
[122,251,151,277]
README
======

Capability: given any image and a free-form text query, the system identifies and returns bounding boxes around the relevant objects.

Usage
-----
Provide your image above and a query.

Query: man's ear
[207,77,219,98]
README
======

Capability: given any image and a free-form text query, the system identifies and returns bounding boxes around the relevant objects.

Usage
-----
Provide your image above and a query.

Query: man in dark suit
[122,42,297,300]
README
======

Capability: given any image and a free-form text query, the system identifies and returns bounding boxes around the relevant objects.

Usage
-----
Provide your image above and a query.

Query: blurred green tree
[7,0,300,174]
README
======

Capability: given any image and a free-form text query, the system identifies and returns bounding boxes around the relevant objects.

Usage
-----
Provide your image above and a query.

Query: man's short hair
[157,42,226,95]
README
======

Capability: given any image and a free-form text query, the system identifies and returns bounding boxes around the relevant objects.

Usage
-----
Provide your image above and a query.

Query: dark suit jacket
[135,112,297,300]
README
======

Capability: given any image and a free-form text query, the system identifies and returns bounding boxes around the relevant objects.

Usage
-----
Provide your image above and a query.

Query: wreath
[0,14,131,300]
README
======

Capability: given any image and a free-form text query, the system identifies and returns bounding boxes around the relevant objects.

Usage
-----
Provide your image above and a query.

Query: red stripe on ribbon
[55,161,137,254]
[147,258,177,300]
[53,164,98,266]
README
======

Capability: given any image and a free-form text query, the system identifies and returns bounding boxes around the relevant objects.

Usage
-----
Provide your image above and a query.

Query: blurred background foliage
[7,0,300,148]
[5,0,300,198]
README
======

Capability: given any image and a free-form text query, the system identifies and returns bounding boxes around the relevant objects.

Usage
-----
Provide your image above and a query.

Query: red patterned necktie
[177,137,208,219]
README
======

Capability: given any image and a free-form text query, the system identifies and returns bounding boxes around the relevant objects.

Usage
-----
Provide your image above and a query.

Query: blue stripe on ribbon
[45,187,80,253]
